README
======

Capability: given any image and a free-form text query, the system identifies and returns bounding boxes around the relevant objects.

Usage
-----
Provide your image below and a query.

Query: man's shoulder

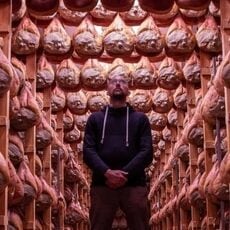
[131,110,148,119]
[89,110,105,120]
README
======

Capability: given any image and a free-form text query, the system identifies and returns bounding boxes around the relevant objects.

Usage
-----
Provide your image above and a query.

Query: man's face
[107,76,129,101]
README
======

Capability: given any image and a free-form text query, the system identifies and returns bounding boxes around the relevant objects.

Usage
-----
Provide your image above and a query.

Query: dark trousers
[89,186,150,230]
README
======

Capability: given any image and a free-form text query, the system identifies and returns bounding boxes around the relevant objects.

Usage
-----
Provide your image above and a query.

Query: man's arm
[83,115,109,175]
[122,115,153,177]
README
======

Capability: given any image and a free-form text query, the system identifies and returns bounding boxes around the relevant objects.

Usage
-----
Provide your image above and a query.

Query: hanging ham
[63,0,98,11]
[129,90,153,113]
[12,16,40,55]
[157,57,183,90]
[195,16,222,53]
[152,88,173,113]
[136,16,164,56]
[73,17,103,58]
[26,0,59,15]
[165,17,196,54]
[36,55,55,90]
[56,58,81,91]
[59,0,87,24]
[43,18,71,55]
[66,90,88,115]
[103,14,135,57]
[138,0,174,13]
[87,91,108,112]
[101,0,134,12]
[81,59,107,91]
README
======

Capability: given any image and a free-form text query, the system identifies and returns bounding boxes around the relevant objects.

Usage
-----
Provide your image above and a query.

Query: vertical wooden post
[187,81,201,229]
[220,1,230,230]
[56,111,65,229]
[200,52,218,230]
[43,88,52,230]
[0,1,11,229]
[24,54,37,229]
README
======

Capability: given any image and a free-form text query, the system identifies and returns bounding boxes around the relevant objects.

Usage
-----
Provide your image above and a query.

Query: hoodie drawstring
[100,106,129,147]
[126,106,129,147]
[100,105,109,144]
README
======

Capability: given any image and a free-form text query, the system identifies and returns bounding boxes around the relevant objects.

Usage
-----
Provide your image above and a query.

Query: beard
[111,91,126,101]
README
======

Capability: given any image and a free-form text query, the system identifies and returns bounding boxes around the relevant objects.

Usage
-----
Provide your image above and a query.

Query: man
[83,74,153,230]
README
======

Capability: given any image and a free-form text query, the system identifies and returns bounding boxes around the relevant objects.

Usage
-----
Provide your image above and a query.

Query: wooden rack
[0,1,11,229]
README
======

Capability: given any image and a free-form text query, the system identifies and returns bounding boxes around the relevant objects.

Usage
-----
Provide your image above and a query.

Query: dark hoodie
[83,104,153,186]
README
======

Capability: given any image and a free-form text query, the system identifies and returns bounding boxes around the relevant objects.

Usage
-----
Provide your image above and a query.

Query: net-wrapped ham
[136,16,164,56]
[63,109,74,131]
[51,87,66,113]
[90,1,116,25]
[209,0,220,17]
[36,113,54,150]
[65,201,86,225]
[67,90,87,115]
[152,88,173,113]
[179,8,207,18]
[36,177,58,212]
[59,0,87,24]
[9,133,24,168]
[162,127,171,142]
[26,0,59,16]
[0,152,10,194]
[217,51,230,88]
[151,130,162,144]
[173,137,189,162]
[18,158,38,205]
[12,16,40,55]
[183,102,204,147]
[64,125,81,143]
[11,57,26,94]
[219,151,230,185]
[81,59,107,91]
[56,59,81,91]
[63,0,98,11]
[167,108,178,127]
[200,85,225,126]
[8,211,23,230]
[12,0,26,22]
[75,112,90,131]
[87,91,108,112]
[8,159,24,207]
[64,153,81,183]
[151,3,178,26]
[165,17,196,54]
[0,49,13,96]
[10,82,41,131]
[73,17,103,58]
[103,14,135,57]
[183,53,201,84]
[173,85,187,111]
[43,18,71,54]
[36,55,55,90]
[138,0,174,13]
[149,111,167,131]
[195,16,222,53]
[101,0,134,11]
[175,0,211,10]
[132,57,158,89]
[157,57,183,90]
[120,1,148,25]
[51,135,68,165]
[129,90,152,113]
[107,58,132,86]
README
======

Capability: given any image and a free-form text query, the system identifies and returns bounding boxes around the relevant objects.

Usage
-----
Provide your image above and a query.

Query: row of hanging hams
[10,0,219,19]
[11,14,221,58]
